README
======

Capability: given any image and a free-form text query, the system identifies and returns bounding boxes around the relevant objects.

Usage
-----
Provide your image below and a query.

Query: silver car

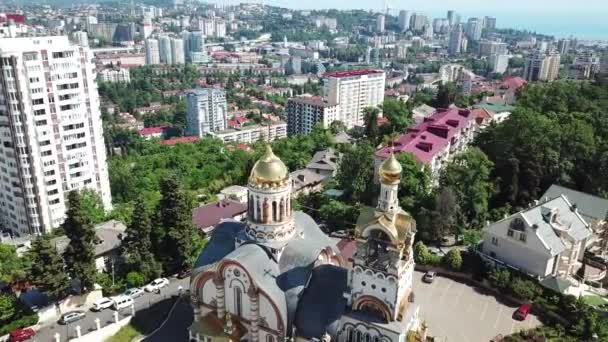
[59,310,85,324]
[124,287,144,299]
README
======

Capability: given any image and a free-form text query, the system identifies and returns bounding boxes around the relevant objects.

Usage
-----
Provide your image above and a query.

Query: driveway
[413,270,542,342]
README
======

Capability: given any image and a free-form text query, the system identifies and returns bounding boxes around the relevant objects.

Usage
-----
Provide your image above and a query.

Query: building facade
[145,38,160,65]
[285,96,339,135]
[188,146,426,342]
[210,121,287,144]
[323,70,385,129]
[523,50,561,82]
[97,68,130,83]
[186,88,228,137]
[0,36,111,235]
[448,25,463,56]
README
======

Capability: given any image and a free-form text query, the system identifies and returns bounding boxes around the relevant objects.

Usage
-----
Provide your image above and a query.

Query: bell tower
[377,152,402,213]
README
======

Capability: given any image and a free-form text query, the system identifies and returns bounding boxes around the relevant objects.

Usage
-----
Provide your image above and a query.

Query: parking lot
[413,270,542,342]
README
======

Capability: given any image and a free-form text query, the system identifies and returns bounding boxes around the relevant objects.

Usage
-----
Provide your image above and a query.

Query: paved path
[142,298,193,342]
[34,277,189,342]
[413,270,542,342]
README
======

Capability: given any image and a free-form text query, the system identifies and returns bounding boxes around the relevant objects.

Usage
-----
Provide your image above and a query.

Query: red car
[9,328,35,342]
[514,304,531,320]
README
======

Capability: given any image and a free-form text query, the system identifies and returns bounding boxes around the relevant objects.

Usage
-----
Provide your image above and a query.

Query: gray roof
[306,149,339,172]
[541,184,608,222]
[291,169,327,192]
[294,264,348,339]
[52,220,126,257]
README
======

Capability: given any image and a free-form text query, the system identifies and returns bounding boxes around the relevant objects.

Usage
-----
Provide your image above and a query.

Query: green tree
[319,200,358,231]
[126,271,145,287]
[336,143,376,204]
[363,106,380,143]
[395,152,432,211]
[121,198,161,281]
[79,189,106,224]
[440,148,495,227]
[381,98,411,133]
[488,268,511,291]
[0,244,28,284]
[27,235,70,300]
[0,294,17,323]
[509,277,542,302]
[62,191,97,292]
[154,175,199,272]
[442,249,463,270]
[433,82,458,108]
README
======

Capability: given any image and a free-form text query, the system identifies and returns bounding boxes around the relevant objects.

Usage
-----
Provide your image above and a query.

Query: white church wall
[338,318,397,342]
[223,265,252,320]
[259,295,280,331]
[202,277,216,304]
[351,266,398,308]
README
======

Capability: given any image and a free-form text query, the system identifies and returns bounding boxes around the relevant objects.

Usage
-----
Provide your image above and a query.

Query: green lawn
[105,324,140,342]
[582,295,608,307]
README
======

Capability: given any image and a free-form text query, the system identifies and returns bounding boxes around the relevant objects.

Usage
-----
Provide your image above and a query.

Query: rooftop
[160,136,199,146]
[288,96,334,107]
[323,69,384,78]
[138,126,166,135]
[192,200,247,231]
[51,220,126,257]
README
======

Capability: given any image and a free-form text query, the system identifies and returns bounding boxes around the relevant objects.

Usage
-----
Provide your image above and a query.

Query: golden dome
[379,152,402,185]
[249,145,289,186]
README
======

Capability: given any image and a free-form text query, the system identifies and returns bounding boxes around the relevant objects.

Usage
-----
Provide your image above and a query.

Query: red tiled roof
[192,200,247,230]
[500,76,527,90]
[160,137,198,145]
[323,69,383,78]
[376,107,476,164]
[138,126,166,135]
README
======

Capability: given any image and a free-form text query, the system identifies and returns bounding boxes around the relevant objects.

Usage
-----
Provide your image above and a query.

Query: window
[507,229,514,237]
[519,233,527,242]
[234,287,242,317]
[266,336,275,342]
[35,120,47,126]
[491,237,499,246]
[32,98,44,105]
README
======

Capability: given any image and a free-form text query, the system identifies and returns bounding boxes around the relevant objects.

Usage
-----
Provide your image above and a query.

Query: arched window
[373,336,379,342]
[365,333,371,342]
[267,335,275,342]
[256,197,261,220]
[234,287,242,317]
[279,198,285,221]
[347,328,354,342]
[356,330,362,342]
[248,196,254,218]
[272,201,278,222]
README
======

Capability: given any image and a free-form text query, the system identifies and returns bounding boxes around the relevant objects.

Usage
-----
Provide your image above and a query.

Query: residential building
[72,31,89,47]
[489,54,510,73]
[209,121,287,144]
[138,126,166,140]
[145,38,160,65]
[523,50,561,82]
[465,18,482,41]
[186,88,228,137]
[188,147,426,342]
[375,108,478,180]
[97,68,130,83]
[432,18,449,35]
[479,40,507,56]
[159,35,173,64]
[481,196,592,282]
[557,39,570,55]
[448,25,463,55]
[541,184,608,232]
[447,10,456,26]
[306,148,340,177]
[411,103,436,122]
[290,169,326,196]
[218,185,248,204]
[323,70,386,129]
[569,52,601,80]
[409,13,428,31]
[376,14,385,33]
[191,200,247,235]
[286,96,339,135]
[214,20,226,38]
[52,220,126,272]
[484,16,496,30]
[171,37,185,64]
[0,36,112,235]
[398,10,410,32]
[312,16,338,30]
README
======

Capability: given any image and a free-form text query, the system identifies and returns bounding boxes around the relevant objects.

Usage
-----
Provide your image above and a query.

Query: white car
[92,297,114,311]
[123,287,144,299]
[144,278,169,292]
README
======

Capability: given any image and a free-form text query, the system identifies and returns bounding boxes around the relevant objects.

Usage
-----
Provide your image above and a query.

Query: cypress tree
[27,235,70,300]
[62,191,97,292]
[121,198,161,281]
[155,175,197,272]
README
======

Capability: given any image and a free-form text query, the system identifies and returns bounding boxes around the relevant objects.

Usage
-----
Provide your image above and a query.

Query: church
[188,145,427,342]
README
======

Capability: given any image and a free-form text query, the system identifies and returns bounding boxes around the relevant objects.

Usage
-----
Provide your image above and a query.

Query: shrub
[488,268,511,291]
[0,313,38,336]
[442,249,463,271]
[126,272,145,287]
[509,277,542,302]
[413,241,431,264]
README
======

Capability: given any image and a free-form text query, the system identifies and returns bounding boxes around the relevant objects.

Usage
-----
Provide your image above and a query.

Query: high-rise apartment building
[478,40,508,56]
[409,13,428,31]
[159,35,172,64]
[484,16,496,30]
[376,15,385,33]
[448,25,464,56]
[465,18,482,41]
[489,54,510,74]
[398,10,410,32]
[447,10,455,26]
[323,70,385,129]
[557,39,570,55]
[145,38,160,65]
[523,50,561,82]
[182,31,206,64]
[286,96,339,136]
[72,31,89,47]
[186,88,227,137]
[170,37,185,64]
[0,36,111,235]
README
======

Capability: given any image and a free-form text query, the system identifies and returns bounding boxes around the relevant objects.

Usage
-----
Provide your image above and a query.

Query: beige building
[523,50,561,82]
[286,96,339,135]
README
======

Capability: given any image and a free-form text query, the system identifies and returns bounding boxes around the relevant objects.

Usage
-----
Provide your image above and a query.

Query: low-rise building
[138,126,166,140]
[306,148,340,177]
[290,169,326,196]
[218,185,248,204]
[191,200,247,235]
[209,121,287,144]
[97,68,131,83]
[541,185,608,233]
[481,196,592,283]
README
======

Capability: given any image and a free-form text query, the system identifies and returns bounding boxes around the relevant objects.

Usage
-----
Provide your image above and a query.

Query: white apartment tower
[170,37,185,64]
[0,36,111,235]
[186,88,227,137]
[145,38,160,65]
[285,96,339,136]
[159,35,172,64]
[323,70,385,129]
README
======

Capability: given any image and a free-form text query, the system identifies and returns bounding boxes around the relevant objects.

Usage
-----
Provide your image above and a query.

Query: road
[413,270,542,341]
[34,277,189,342]
[142,298,193,342]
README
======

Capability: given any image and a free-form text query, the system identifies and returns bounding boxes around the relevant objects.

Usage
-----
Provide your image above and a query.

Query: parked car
[514,304,531,320]
[92,297,114,311]
[144,278,169,292]
[123,287,144,299]
[59,310,86,325]
[112,295,134,310]
[9,328,35,342]
[423,271,436,283]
